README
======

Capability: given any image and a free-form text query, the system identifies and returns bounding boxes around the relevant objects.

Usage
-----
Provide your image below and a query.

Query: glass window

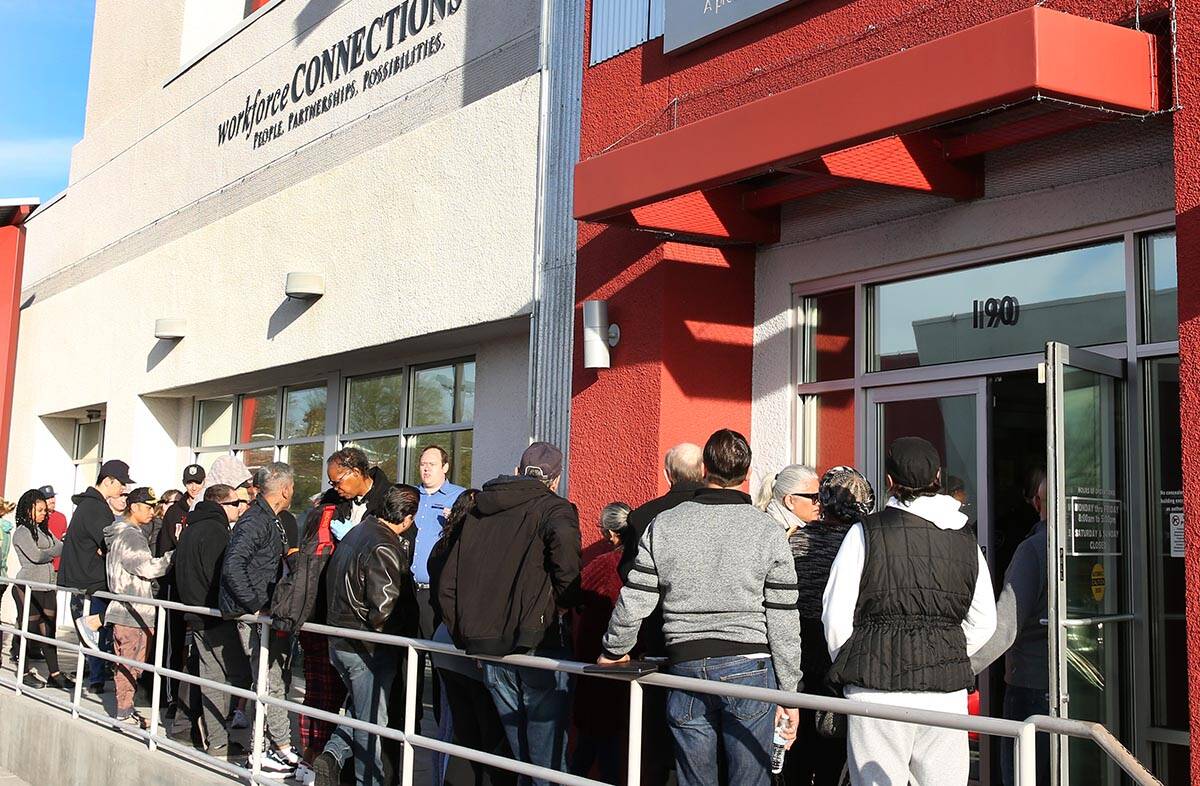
[238,390,278,444]
[871,241,1126,370]
[799,389,855,471]
[411,365,456,426]
[346,436,400,484]
[1145,357,1187,730]
[407,431,473,487]
[1143,232,1178,344]
[457,362,476,423]
[239,447,275,472]
[801,288,855,382]
[194,450,227,474]
[75,421,103,462]
[197,398,234,447]
[345,372,404,434]
[283,384,326,440]
[281,442,325,515]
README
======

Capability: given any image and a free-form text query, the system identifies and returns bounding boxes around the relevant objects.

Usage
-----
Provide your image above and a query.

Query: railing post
[1015,721,1037,786]
[250,620,270,777]
[147,605,167,751]
[626,679,643,786]
[14,586,31,694]
[401,644,418,786]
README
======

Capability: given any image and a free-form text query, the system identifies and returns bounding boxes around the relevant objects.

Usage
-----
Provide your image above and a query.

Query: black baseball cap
[98,459,134,485]
[519,442,563,481]
[182,464,206,484]
[37,485,55,499]
[126,487,158,507]
[885,437,941,488]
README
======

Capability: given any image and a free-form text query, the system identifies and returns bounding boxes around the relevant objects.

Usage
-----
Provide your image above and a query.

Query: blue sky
[0,0,95,204]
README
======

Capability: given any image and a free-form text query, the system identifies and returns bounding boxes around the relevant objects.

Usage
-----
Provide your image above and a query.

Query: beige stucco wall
[11,0,544,506]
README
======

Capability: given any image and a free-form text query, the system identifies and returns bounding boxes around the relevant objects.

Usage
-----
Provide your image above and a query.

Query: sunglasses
[789,492,820,502]
[219,500,247,509]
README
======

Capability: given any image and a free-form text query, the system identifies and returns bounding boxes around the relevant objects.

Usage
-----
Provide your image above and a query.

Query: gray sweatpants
[845,700,969,785]
[195,620,252,749]
[242,621,294,750]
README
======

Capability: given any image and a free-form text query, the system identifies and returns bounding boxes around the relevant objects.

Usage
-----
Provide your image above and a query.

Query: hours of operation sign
[1067,496,1122,556]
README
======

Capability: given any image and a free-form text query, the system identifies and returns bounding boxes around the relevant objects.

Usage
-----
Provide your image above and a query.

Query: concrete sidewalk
[0,768,29,786]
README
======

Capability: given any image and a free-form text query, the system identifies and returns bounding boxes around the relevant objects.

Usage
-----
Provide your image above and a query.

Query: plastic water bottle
[770,721,789,774]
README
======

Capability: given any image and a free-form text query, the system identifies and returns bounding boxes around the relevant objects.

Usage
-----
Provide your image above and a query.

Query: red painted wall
[0,225,26,497]
[1173,0,1200,779]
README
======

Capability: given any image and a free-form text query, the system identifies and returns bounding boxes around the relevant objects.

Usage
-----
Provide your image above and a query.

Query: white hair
[754,464,818,511]
[664,443,703,485]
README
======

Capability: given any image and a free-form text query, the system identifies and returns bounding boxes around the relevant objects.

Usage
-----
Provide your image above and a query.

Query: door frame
[1043,341,1131,785]
[863,376,995,785]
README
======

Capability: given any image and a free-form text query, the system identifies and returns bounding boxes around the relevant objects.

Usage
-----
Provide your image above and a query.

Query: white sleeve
[963,547,999,656]
[822,523,866,661]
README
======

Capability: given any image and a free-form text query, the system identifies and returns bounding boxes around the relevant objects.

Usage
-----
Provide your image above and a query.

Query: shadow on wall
[267,296,318,339]
[146,339,181,372]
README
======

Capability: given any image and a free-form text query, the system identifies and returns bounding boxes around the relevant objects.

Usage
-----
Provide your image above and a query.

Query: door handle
[1058,613,1137,627]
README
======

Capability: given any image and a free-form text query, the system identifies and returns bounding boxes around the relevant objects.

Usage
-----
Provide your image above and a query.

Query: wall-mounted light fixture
[583,300,621,369]
[154,318,187,341]
[285,272,325,300]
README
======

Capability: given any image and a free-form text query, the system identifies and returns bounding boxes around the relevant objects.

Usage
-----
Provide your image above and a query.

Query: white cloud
[0,137,77,179]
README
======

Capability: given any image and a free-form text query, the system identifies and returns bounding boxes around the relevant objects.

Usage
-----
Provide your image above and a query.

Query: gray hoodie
[103,518,173,630]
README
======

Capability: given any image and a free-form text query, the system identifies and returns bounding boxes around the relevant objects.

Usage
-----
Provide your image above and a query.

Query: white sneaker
[257,747,298,779]
[293,761,316,786]
[73,614,101,652]
[230,708,249,729]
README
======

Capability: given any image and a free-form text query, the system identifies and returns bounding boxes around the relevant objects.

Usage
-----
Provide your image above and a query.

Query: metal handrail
[0,576,1162,786]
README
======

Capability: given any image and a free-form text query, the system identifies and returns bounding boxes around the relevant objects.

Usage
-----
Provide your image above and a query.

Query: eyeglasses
[328,467,354,488]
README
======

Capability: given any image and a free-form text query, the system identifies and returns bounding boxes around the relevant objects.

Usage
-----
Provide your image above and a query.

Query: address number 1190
[973,296,1020,329]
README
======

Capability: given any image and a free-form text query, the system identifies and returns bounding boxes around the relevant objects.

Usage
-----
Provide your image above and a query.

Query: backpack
[269,504,336,633]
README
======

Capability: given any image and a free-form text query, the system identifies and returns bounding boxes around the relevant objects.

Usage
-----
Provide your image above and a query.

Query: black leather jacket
[324,516,415,636]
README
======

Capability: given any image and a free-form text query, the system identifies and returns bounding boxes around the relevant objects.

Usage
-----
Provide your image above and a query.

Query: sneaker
[45,673,75,691]
[293,762,316,786]
[204,740,246,760]
[117,709,148,729]
[312,751,340,786]
[74,615,102,652]
[257,747,298,778]
[21,670,46,689]
[230,708,249,729]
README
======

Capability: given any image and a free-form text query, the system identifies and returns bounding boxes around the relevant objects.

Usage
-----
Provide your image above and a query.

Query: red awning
[574,8,1160,239]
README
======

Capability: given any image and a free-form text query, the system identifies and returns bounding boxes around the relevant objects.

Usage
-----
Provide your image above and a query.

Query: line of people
[2,425,1052,786]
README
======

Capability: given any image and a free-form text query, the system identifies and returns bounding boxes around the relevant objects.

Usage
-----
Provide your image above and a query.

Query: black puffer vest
[826,505,978,692]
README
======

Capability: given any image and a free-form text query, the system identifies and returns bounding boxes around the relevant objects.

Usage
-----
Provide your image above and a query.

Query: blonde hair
[0,498,15,517]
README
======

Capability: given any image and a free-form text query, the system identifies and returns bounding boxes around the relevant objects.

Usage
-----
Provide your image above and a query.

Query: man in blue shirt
[413,444,465,636]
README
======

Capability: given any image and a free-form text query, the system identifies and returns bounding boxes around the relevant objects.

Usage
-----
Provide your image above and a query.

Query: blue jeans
[666,655,778,786]
[1001,685,1050,786]
[482,648,572,786]
[325,640,398,786]
[71,596,112,687]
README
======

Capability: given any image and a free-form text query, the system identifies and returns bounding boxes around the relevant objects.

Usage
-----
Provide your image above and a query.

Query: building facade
[571,0,1196,784]
[7,0,581,511]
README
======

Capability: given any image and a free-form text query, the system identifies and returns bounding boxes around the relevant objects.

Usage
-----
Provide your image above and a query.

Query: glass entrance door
[865,378,992,783]
[1043,342,1131,786]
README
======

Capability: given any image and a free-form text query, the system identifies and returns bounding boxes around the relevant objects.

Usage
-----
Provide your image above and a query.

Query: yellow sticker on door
[1091,564,1106,602]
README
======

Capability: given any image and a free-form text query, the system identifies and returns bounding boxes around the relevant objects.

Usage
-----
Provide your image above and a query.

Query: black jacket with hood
[325,516,416,640]
[58,487,115,593]
[175,501,232,629]
[438,475,582,656]
[219,497,289,617]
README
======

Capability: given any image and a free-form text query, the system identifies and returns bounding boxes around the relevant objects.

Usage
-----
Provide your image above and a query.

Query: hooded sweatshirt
[103,518,174,630]
[58,487,115,593]
[438,475,581,656]
[174,501,233,629]
[822,494,996,709]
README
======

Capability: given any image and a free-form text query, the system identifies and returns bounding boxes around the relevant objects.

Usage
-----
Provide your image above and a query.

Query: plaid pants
[299,630,348,754]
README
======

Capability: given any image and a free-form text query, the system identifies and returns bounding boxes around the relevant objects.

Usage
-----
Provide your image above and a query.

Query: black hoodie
[174,501,232,629]
[58,487,115,593]
[438,475,582,656]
